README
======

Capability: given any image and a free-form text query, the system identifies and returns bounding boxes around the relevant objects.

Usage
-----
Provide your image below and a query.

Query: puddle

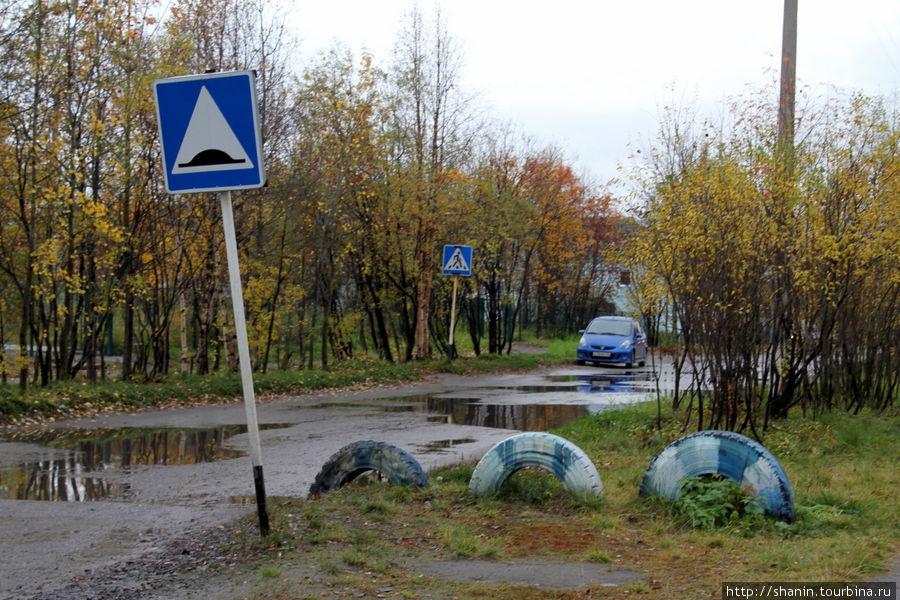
[304,370,654,431]
[0,464,130,502]
[304,369,659,424]
[0,424,288,501]
[312,395,629,431]
[426,396,603,430]
[543,373,657,392]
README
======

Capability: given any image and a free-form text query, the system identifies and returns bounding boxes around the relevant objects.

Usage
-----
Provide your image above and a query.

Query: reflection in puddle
[311,395,627,431]
[574,374,637,393]
[0,424,287,502]
[425,396,599,431]
[0,462,129,502]
[537,373,658,393]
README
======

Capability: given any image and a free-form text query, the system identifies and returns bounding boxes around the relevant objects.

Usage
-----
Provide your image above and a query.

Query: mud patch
[414,438,477,453]
[413,558,643,589]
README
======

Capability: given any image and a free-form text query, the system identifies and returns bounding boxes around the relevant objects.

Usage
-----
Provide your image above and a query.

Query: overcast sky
[287,1,900,187]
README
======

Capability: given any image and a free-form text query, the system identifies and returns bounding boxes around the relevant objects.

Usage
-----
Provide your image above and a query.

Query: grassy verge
[199,403,897,599]
[0,348,569,426]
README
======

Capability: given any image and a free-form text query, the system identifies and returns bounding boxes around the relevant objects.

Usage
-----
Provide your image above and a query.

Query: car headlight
[618,339,632,349]
[579,336,587,347]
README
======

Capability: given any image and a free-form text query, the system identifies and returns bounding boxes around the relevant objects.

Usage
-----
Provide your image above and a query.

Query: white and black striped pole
[220,190,270,536]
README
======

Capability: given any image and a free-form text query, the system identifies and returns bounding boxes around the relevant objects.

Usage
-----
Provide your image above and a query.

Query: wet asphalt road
[0,364,661,599]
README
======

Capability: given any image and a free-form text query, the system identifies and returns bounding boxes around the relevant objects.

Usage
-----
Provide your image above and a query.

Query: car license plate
[592,352,611,358]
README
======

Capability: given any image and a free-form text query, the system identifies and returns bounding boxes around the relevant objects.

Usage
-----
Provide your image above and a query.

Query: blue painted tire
[468,432,603,497]
[309,440,429,495]
[639,430,795,523]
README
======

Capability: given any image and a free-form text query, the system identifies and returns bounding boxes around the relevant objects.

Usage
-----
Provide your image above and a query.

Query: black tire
[639,430,795,522]
[309,440,429,495]
[468,432,603,497]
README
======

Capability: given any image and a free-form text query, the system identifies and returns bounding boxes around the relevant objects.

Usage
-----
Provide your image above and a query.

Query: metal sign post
[220,190,269,535]
[154,70,269,535]
[448,275,460,359]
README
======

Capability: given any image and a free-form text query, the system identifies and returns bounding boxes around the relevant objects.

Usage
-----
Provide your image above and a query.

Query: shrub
[673,474,762,529]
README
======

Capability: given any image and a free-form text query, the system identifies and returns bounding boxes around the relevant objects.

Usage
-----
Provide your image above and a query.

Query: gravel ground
[18,519,258,600]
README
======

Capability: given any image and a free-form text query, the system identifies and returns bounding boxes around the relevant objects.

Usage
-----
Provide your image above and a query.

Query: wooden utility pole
[778,0,798,148]
[767,0,800,425]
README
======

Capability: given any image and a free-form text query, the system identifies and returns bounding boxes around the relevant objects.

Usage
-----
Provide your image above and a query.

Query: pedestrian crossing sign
[154,70,266,194]
[442,245,473,276]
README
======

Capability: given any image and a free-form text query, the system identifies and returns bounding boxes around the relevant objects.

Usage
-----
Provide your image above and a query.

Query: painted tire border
[468,432,604,497]
[309,440,429,495]
[639,430,795,523]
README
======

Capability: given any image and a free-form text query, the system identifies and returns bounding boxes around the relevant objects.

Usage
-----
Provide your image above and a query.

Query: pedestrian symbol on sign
[446,248,468,271]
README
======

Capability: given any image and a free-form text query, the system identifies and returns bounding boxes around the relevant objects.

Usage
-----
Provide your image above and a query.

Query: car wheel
[468,432,603,497]
[624,351,634,368]
[309,440,429,495]
[638,430,795,522]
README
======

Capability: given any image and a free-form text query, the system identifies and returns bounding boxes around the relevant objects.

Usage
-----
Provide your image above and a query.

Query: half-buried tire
[309,440,429,495]
[468,432,603,497]
[639,430,795,523]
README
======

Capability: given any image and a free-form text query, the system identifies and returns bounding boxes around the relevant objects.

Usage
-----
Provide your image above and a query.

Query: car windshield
[585,319,631,337]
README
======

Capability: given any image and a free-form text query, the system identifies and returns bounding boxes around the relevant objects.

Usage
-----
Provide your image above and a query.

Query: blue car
[576,316,648,367]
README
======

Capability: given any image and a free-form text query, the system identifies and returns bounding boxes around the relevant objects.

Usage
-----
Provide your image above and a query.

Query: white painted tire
[639,430,795,523]
[468,432,603,497]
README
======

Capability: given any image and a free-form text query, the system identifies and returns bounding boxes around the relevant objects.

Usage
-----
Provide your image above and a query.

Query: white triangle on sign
[444,247,469,272]
[172,86,254,174]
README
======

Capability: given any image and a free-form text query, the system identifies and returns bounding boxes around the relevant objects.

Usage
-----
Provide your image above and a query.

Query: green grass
[543,334,581,358]
[258,566,282,578]
[440,523,501,558]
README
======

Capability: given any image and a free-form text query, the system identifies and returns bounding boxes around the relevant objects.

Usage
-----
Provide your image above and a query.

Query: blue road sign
[442,245,473,276]
[154,70,266,194]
